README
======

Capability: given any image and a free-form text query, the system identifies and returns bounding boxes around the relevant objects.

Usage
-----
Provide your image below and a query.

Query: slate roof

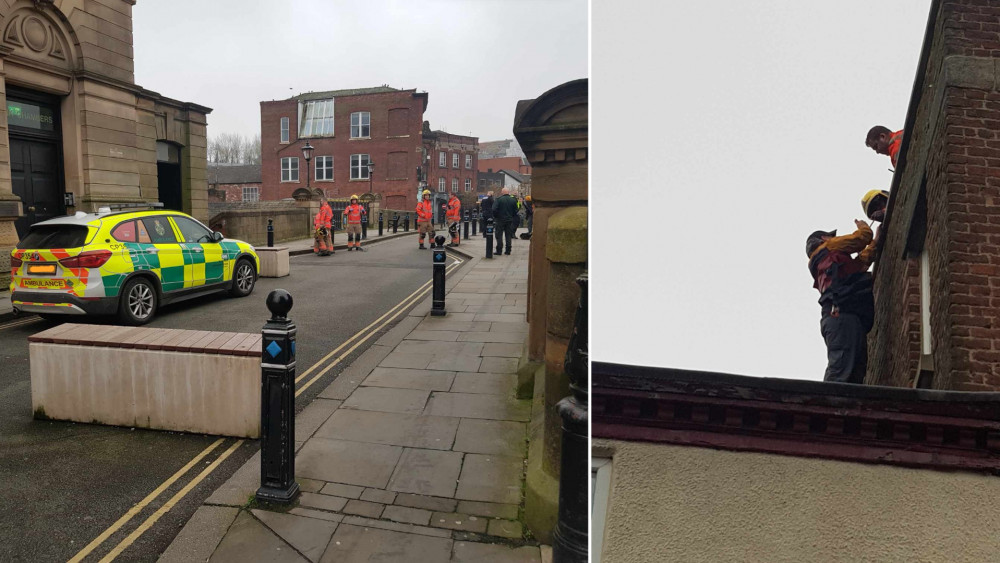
[500,169,527,184]
[207,164,262,185]
[293,86,400,101]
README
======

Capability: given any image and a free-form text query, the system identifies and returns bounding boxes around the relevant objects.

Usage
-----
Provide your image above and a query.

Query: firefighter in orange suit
[313,200,333,256]
[416,189,435,249]
[865,126,904,168]
[444,192,462,247]
[343,195,367,252]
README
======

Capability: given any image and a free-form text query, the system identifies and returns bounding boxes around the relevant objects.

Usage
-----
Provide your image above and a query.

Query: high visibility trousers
[418,222,434,246]
[346,223,362,248]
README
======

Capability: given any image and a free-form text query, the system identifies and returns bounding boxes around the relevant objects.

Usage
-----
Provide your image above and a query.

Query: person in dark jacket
[493,188,519,255]
[480,191,494,238]
[806,221,875,384]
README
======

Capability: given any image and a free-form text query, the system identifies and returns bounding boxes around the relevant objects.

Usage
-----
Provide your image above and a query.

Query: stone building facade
[869,0,1000,391]
[259,87,428,211]
[513,79,587,542]
[0,0,210,284]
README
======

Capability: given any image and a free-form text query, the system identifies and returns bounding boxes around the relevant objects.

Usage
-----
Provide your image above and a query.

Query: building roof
[292,86,401,102]
[479,138,525,159]
[499,169,527,184]
[594,361,1000,474]
[207,164,262,185]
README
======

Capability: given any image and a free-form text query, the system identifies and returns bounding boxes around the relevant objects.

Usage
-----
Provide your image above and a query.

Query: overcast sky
[592,1,932,380]
[132,0,587,142]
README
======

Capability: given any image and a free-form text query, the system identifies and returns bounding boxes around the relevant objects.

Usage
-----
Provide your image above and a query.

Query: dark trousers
[494,219,514,253]
[820,313,867,383]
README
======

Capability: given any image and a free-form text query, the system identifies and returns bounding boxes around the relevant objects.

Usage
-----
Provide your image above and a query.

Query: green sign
[8,100,54,132]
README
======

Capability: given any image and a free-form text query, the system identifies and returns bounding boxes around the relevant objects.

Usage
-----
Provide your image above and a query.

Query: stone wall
[208,202,309,246]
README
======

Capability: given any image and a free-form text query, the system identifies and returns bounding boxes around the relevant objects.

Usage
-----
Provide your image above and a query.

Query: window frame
[452,153,459,168]
[465,154,472,169]
[111,220,137,243]
[350,154,371,180]
[242,185,260,202]
[452,178,458,192]
[315,155,334,181]
[172,215,215,244]
[280,117,289,143]
[438,178,446,193]
[439,151,446,167]
[281,156,299,182]
[350,112,371,139]
[139,216,178,244]
[465,178,472,192]
[298,99,335,138]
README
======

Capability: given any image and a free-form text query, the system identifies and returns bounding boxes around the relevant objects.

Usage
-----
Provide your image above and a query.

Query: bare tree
[208,132,259,164]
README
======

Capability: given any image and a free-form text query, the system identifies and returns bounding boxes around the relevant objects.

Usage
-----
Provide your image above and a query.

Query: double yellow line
[69,255,464,562]
[0,316,42,331]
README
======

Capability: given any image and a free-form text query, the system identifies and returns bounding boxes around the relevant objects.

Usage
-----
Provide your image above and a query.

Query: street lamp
[302,141,314,192]
[367,159,375,194]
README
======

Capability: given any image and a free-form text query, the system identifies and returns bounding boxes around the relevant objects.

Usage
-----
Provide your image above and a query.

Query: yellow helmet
[525,195,531,202]
[350,194,359,201]
[861,189,890,219]
[422,190,431,196]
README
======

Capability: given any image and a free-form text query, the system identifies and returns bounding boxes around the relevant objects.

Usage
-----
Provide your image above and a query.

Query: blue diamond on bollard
[291,341,296,357]
[266,340,282,358]
[435,252,444,261]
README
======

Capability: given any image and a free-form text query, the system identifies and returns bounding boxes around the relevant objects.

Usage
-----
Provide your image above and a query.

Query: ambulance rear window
[17,225,89,249]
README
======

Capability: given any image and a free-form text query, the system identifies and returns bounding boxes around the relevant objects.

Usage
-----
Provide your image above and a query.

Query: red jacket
[445,197,461,222]
[416,200,434,222]
[343,204,366,225]
[314,203,332,229]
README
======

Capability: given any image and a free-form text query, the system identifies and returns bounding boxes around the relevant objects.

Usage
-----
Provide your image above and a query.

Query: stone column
[0,51,20,286]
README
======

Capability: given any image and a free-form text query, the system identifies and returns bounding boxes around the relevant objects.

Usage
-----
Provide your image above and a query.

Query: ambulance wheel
[230,258,256,297]
[118,276,158,326]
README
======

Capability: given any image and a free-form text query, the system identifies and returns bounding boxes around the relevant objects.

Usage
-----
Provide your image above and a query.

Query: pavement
[159,235,547,562]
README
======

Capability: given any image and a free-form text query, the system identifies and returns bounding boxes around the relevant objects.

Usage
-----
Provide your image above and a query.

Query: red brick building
[869,0,1000,391]
[260,87,428,210]
[478,139,532,175]
[422,125,478,198]
[207,164,262,202]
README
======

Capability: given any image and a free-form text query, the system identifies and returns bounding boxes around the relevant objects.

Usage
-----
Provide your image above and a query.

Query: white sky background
[132,0,588,141]
[592,1,933,379]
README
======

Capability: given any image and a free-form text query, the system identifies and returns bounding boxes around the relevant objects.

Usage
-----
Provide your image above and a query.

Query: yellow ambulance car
[10,207,259,325]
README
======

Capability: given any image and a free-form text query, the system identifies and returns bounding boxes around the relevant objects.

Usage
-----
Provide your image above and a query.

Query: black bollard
[485,218,494,259]
[552,273,589,562]
[393,213,399,234]
[404,213,410,232]
[378,212,384,237]
[267,218,274,248]
[463,211,469,240]
[471,211,478,236]
[362,213,368,240]
[256,289,300,505]
[431,235,447,316]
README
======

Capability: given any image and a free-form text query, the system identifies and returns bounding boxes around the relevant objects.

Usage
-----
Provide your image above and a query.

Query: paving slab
[319,482,364,499]
[319,524,453,563]
[451,542,541,563]
[315,409,459,450]
[159,505,239,563]
[387,448,464,498]
[453,419,527,456]
[361,488,397,504]
[296,438,402,488]
[206,451,260,506]
[415,320,492,332]
[458,331,527,344]
[209,511,307,563]
[289,508,345,523]
[381,505,432,526]
[479,357,520,373]
[425,392,530,421]
[253,509,338,563]
[363,367,456,391]
[343,499,385,518]
[341,386,431,415]
[298,492,349,513]
[455,454,524,505]
[374,315,423,348]
[487,519,524,539]
[379,351,433,369]
[489,322,530,333]
[473,314,525,323]
[427,355,483,372]
[395,340,485,357]
[404,330,461,341]
[340,515,453,539]
[318,344,394,400]
[393,493,457,513]
[461,304,505,314]
[298,478,325,493]
[481,343,525,357]
[429,512,488,533]
[450,372,518,395]
[296,399,342,442]
[456,500,519,520]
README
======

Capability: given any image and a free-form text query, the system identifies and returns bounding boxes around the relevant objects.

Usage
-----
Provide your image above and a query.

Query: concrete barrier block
[257,246,290,278]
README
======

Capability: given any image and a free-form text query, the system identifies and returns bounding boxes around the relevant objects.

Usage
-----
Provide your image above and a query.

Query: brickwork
[260,89,427,202]
[209,183,262,203]
[870,0,1000,390]
[422,130,478,197]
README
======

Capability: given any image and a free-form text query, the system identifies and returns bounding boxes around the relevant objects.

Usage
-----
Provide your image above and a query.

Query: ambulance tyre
[230,258,256,297]
[118,276,158,326]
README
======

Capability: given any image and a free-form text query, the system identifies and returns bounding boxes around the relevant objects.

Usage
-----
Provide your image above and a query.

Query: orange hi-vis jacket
[314,203,333,229]
[446,197,461,222]
[888,130,903,168]
[416,200,434,222]
[343,203,366,225]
